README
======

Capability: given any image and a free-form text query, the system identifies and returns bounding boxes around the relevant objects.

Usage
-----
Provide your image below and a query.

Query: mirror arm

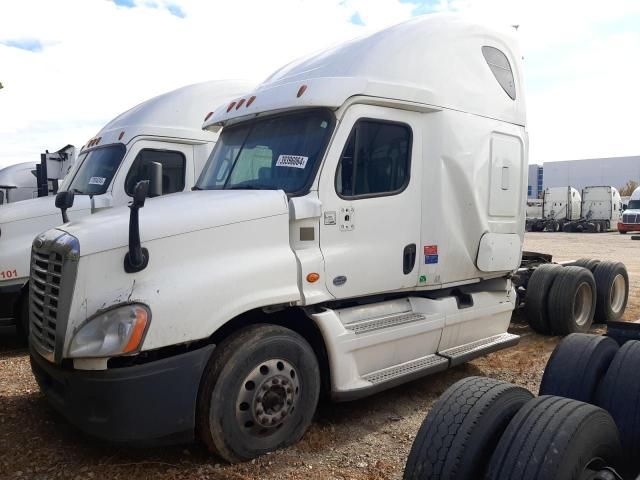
[124,181,150,273]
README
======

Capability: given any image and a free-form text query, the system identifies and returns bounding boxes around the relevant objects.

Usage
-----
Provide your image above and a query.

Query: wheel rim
[236,359,300,438]
[573,282,593,327]
[610,274,626,314]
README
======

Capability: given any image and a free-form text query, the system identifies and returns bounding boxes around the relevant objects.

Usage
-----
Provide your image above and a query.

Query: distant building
[543,156,640,192]
[527,156,640,198]
[527,164,544,199]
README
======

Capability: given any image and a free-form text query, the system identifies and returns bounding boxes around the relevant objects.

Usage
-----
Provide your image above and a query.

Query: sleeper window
[482,46,516,100]
[336,120,411,198]
[125,149,186,196]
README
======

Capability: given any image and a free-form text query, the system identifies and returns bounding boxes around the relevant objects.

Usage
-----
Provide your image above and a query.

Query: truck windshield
[628,200,640,210]
[196,110,334,194]
[66,144,126,195]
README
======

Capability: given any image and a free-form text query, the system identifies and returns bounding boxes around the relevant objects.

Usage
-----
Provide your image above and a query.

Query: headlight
[68,304,150,358]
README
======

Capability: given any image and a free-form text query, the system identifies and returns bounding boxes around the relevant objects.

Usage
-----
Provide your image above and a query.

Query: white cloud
[0,0,638,168]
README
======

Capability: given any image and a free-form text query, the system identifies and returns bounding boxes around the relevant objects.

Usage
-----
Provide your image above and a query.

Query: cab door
[318,105,422,299]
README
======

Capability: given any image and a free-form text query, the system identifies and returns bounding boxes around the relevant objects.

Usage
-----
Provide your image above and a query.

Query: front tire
[196,324,320,462]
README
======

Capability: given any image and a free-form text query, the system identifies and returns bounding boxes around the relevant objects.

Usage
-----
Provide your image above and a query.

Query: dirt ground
[1,232,637,480]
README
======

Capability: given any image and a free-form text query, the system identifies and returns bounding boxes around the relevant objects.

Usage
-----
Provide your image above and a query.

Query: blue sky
[0,0,639,168]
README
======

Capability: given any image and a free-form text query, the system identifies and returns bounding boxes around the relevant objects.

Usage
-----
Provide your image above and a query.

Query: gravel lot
[1,231,637,480]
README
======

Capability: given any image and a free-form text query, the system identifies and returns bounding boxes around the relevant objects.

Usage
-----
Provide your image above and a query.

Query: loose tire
[596,340,640,461]
[539,333,618,402]
[592,261,628,324]
[486,396,621,480]
[567,258,600,273]
[547,266,596,335]
[403,377,532,480]
[196,324,320,462]
[524,264,563,335]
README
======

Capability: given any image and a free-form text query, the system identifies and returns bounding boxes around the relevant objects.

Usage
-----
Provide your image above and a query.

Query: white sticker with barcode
[276,155,308,169]
[89,176,106,185]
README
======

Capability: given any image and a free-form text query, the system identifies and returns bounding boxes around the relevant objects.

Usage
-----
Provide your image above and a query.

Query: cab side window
[125,149,186,196]
[336,120,411,198]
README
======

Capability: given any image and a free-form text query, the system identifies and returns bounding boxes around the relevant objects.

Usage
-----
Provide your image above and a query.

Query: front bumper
[30,343,215,446]
[618,222,640,233]
[0,282,23,327]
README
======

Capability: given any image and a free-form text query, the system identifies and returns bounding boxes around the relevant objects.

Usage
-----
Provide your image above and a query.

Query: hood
[0,195,92,224]
[59,190,290,256]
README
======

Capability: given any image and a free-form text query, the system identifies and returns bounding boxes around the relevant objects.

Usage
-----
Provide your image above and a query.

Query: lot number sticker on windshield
[276,155,308,169]
[89,176,106,185]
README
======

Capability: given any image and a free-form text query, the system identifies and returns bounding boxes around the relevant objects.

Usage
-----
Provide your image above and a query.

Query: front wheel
[196,324,320,463]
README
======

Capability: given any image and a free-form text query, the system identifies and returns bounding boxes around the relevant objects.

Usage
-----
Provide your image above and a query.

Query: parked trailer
[404,328,640,479]
[618,186,640,234]
[563,186,623,233]
[0,80,252,338]
[28,16,628,462]
[528,186,581,231]
[0,145,75,205]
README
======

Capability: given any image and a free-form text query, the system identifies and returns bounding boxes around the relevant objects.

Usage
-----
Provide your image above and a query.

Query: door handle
[403,243,417,275]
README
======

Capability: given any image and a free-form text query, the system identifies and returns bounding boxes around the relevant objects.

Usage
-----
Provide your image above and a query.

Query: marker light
[118,131,125,140]
[204,111,214,121]
[246,95,256,107]
[235,98,246,110]
[68,304,151,358]
[306,273,320,283]
[227,101,237,112]
[297,85,308,98]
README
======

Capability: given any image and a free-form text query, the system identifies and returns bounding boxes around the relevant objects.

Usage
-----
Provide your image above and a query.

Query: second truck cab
[0,80,252,336]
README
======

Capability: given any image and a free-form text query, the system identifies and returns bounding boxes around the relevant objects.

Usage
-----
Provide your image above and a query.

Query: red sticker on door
[424,245,438,255]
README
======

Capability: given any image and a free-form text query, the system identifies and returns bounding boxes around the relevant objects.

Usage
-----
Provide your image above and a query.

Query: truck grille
[30,249,63,353]
[29,231,79,362]
[623,213,639,224]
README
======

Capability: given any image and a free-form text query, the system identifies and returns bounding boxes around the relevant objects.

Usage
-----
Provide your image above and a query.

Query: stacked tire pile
[403,333,640,480]
[525,259,628,335]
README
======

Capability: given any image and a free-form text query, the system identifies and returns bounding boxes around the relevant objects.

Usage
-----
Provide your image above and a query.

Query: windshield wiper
[71,188,85,195]
[226,184,275,190]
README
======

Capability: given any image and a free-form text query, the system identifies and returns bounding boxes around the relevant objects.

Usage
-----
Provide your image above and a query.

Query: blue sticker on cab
[425,255,438,264]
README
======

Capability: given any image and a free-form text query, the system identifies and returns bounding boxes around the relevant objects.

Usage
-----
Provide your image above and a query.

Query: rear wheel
[486,396,621,480]
[403,377,532,480]
[592,261,628,324]
[524,264,563,335]
[539,333,618,402]
[568,258,600,273]
[547,266,596,335]
[196,324,320,462]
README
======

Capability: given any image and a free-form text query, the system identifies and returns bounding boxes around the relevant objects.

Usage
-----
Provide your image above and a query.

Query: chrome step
[439,332,520,366]
[363,354,449,385]
[345,312,426,335]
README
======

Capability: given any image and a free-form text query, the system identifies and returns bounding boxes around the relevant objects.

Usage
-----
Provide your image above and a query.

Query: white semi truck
[27,16,628,462]
[562,186,623,233]
[528,186,581,231]
[0,145,76,205]
[0,80,252,337]
[618,186,640,234]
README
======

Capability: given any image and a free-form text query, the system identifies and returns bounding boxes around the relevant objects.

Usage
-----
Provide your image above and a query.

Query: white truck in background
[562,186,623,233]
[528,186,581,231]
[618,186,640,234]
[0,145,76,205]
[0,80,252,338]
[524,199,542,231]
[27,16,628,462]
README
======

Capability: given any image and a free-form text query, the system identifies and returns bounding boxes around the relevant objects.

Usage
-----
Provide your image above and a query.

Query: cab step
[363,353,449,385]
[439,332,520,366]
[345,311,426,335]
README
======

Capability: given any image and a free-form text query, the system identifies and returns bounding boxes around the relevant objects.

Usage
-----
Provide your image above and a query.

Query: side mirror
[147,161,163,198]
[55,190,75,223]
[124,180,150,273]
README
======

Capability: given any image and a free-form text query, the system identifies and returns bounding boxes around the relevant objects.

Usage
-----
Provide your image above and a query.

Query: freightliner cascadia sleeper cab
[30,16,533,461]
